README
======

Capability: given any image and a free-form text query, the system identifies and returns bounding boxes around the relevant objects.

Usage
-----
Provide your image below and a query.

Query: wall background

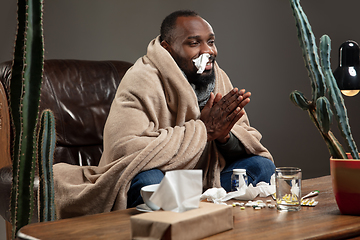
[2,0,360,179]
[2,0,360,178]
[1,0,360,238]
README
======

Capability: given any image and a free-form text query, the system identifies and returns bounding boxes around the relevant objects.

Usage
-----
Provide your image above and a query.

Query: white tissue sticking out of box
[192,53,211,74]
[201,174,276,203]
[149,170,202,213]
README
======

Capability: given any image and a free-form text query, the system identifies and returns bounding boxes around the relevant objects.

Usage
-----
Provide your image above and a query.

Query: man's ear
[161,40,171,52]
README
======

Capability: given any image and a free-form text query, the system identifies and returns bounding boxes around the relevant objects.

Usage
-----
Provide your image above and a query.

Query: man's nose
[200,43,214,55]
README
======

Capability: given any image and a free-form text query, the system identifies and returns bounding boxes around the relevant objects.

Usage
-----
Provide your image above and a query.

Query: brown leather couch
[0,59,133,225]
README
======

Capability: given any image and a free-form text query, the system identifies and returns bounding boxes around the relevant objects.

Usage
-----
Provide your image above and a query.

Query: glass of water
[275,167,302,211]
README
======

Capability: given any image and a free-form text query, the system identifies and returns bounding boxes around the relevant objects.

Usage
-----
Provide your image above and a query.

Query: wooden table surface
[17,175,360,240]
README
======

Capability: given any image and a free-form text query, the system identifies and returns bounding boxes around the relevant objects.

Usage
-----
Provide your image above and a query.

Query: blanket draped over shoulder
[53,36,273,219]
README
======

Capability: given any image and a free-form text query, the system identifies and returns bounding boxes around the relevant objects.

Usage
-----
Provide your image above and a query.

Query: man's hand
[200,88,251,143]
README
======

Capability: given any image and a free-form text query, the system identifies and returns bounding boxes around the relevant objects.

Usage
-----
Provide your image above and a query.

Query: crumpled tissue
[150,170,202,212]
[291,180,300,197]
[201,174,276,203]
[192,53,210,74]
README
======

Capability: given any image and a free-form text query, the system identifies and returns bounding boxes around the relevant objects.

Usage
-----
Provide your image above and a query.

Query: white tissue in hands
[192,53,211,74]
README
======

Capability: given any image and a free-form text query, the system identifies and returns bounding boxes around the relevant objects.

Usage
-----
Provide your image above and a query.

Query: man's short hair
[160,10,199,44]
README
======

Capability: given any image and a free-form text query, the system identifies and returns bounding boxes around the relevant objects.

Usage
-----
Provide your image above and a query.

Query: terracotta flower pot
[330,154,360,215]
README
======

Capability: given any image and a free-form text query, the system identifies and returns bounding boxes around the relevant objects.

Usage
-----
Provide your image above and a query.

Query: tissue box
[131,202,233,240]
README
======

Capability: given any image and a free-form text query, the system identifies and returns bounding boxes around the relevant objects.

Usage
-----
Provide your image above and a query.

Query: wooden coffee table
[17,175,360,239]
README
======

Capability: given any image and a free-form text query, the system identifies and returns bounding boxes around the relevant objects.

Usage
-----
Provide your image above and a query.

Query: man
[53,10,274,218]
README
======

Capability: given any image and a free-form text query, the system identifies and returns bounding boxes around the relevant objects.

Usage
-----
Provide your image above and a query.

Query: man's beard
[186,68,215,88]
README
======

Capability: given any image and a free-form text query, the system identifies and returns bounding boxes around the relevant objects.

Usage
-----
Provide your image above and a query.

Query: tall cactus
[9,0,57,238]
[10,0,44,237]
[289,0,359,160]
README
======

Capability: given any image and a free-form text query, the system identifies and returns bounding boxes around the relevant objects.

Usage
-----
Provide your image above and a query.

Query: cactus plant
[37,109,57,222]
[289,0,359,160]
[9,0,57,238]
[10,0,44,237]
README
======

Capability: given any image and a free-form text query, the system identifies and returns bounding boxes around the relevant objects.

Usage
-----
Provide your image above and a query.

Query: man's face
[162,16,218,86]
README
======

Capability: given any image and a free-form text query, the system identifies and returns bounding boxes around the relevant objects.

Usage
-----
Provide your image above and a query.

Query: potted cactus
[9,0,56,238]
[289,0,360,215]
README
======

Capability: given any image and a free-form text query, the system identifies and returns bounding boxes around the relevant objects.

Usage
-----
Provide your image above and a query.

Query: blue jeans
[126,155,275,208]
[219,155,275,192]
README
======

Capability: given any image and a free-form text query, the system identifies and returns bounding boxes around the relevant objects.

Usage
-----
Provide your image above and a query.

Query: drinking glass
[275,167,302,211]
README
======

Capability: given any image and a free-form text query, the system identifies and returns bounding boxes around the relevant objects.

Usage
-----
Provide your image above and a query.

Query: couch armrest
[0,81,12,222]
[0,81,11,169]
[0,165,39,223]
[0,166,12,222]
